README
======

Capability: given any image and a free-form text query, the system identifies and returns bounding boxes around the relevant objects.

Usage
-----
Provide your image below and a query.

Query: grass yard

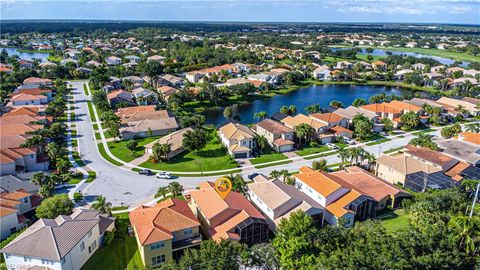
[68,173,83,184]
[83,84,90,96]
[304,151,338,160]
[376,209,410,234]
[81,215,143,270]
[139,134,238,172]
[98,143,123,166]
[95,132,101,140]
[254,159,292,169]
[107,136,161,163]
[86,171,96,183]
[93,123,99,130]
[72,152,85,167]
[250,152,288,165]
[411,128,435,135]
[87,101,96,122]
[383,146,404,154]
[295,144,330,156]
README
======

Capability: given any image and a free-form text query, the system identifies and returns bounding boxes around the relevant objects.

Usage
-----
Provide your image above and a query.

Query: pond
[203,84,404,125]
[0,47,50,62]
[331,47,470,67]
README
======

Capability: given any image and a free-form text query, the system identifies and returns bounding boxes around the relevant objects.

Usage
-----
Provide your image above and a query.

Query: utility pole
[470,181,480,218]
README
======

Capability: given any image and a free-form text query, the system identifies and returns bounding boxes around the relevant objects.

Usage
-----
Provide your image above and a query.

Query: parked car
[380,131,388,136]
[248,173,259,180]
[326,143,338,150]
[138,169,153,175]
[343,137,354,145]
[156,171,173,179]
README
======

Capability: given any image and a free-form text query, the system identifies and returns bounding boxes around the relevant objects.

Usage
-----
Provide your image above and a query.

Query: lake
[331,47,470,67]
[202,84,403,125]
[0,47,50,62]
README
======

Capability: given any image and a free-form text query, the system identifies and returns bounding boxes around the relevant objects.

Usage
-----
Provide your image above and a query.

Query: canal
[203,84,404,125]
[0,47,50,62]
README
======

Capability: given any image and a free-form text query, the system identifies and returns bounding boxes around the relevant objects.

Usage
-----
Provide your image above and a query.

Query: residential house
[333,106,382,131]
[129,198,202,268]
[361,103,404,128]
[132,87,158,105]
[394,69,414,81]
[293,167,376,227]
[218,123,256,158]
[0,189,40,240]
[412,63,427,71]
[106,56,122,65]
[185,71,204,83]
[336,61,353,70]
[248,178,325,232]
[253,119,295,152]
[281,114,332,144]
[187,182,269,245]
[13,88,53,102]
[375,145,479,192]
[147,55,166,63]
[123,76,144,85]
[18,60,34,69]
[309,112,353,139]
[144,127,193,159]
[372,61,387,71]
[125,55,141,63]
[0,147,50,176]
[436,97,480,116]
[157,86,178,101]
[157,74,184,88]
[1,209,115,270]
[106,90,135,107]
[22,77,53,89]
[312,66,332,81]
[117,110,179,140]
[10,93,48,106]
[439,137,480,166]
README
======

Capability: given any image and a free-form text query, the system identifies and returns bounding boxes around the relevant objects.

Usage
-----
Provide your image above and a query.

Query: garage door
[235,153,248,158]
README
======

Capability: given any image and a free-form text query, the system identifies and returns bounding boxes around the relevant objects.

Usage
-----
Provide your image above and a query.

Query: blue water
[203,84,403,125]
[331,47,470,67]
[1,47,50,62]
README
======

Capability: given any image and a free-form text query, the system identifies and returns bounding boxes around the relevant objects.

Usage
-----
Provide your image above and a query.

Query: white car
[326,143,338,150]
[156,172,173,179]
[343,137,354,145]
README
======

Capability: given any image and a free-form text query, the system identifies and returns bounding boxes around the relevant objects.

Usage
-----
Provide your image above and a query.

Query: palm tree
[168,182,184,197]
[270,170,281,179]
[465,123,480,133]
[232,174,247,195]
[46,142,61,165]
[92,196,112,214]
[20,135,46,152]
[31,172,46,186]
[347,147,363,165]
[337,148,349,166]
[156,186,169,199]
[56,158,70,175]
[305,103,321,114]
[253,111,267,121]
[363,152,376,171]
[294,123,315,148]
[279,169,289,183]
[448,216,480,256]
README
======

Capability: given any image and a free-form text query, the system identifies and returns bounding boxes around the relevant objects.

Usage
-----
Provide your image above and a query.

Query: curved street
[67,80,449,208]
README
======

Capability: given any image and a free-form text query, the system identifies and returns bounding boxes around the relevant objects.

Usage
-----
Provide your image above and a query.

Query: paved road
[67,80,447,208]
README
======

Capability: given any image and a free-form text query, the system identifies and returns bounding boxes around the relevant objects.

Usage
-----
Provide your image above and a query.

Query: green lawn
[68,173,83,184]
[93,123,99,130]
[304,151,338,160]
[376,209,410,234]
[86,171,96,183]
[411,129,435,135]
[139,136,238,172]
[98,143,123,166]
[295,144,330,156]
[81,215,143,270]
[107,136,161,162]
[71,139,78,148]
[87,102,96,122]
[72,152,85,167]
[365,138,391,146]
[254,160,292,169]
[250,152,288,165]
[83,84,90,96]
[383,146,404,154]
[95,132,101,140]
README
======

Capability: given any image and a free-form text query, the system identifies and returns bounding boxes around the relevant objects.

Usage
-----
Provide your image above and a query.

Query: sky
[1,0,479,25]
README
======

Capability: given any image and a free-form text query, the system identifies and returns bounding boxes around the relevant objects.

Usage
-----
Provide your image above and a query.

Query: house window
[151,255,166,266]
[184,228,193,236]
[24,256,32,262]
[150,241,165,250]
[61,258,66,264]
[87,230,92,238]
[24,198,29,203]
[80,241,85,252]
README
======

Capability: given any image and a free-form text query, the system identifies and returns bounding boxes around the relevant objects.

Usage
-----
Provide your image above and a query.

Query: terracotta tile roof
[0,123,43,136]
[294,168,343,197]
[273,138,295,146]
[361,103,402,114]
[281,114,326,130]
[330,125,353,135]
[404,145,458,170]
[256,119,292,134]
[309,112,345,124]
[0,135,30,149]
[23,77,52,84]
[330,166,410,202]
[1,189,31,200]
[388,100,422,112]
[0,206,17,217]
[0,115,46,126]
[444,161,471,182]
[372,60,386,66]
[16,89,52,95]
[11,93,46,102]
[219,123,255,140]
[3,107,39,116]
[0,148,35,164]
[115,105,156,117]
[460,132,480,145]
[325,190,360,218]
[129,198,200,245]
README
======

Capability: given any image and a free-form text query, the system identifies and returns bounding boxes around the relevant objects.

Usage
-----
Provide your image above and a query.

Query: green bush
[103,231,115,246]
[74,192,83,202]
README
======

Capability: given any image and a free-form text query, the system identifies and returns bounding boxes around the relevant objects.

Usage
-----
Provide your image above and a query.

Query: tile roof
[294,168,343,197]
[1,209,114,260]
[309,112,345,124]
[459,132,480,145]
[325,190,360,218]
[11,93,46,102]
[281,114,326,130]
[129,198,200,245]
[255,119,292,134]
[387,100,422,112]
[361,103,402,114]
[404,145,459,171]
[219,123,255,140]
[115,105,156,117]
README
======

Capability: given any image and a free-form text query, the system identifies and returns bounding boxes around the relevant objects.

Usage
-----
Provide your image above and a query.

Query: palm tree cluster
[31,172,63,198]
[337,147,376,171]
[155,181,184,200]
[91,195,112,214]
[409,133,440,150]
[270,169,295,185]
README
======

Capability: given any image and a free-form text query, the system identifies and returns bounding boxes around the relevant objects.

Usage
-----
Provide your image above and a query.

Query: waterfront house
[361,103,403,127]
[187,181,269,245]
[1,209,115,270]
[248,177,325,232]
[218,123,256,158]
[333,106,381,131]
[372,61,387,71]
[312,65,332,81]
[253,119,295,152]
[281,114,333,144]
[436,97,480,116]
[117,110,179,140]
[129,198,202,268]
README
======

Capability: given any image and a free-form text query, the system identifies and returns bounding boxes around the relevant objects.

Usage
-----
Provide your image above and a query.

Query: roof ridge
[48,226,62,260]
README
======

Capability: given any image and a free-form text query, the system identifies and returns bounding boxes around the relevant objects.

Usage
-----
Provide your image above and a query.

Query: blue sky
[1,0,479,24]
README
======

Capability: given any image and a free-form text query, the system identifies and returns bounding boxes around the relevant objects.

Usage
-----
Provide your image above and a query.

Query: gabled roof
[404,145,458,171]
[387,100,422,112]
[281,114,326,130]
[309,112,345,124]
[294,168,344,197]
[255,119,292,134]
[219,123,255,140]
[129,198,200,246]
[361,103,402,114]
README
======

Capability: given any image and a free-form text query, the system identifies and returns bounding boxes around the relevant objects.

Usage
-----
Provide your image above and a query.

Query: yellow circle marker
[214,177,232,200]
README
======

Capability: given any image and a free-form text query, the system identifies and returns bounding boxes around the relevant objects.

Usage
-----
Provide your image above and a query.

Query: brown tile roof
[23,77,52,84]
[273,138,295,146]
[309,112,345,124]
[460,132,480,145]
[444,161,471,182]
[256,119,292,134]
[325,190,360,218]
[0,135,30,149]
[0,206,17,217]
[219,123,255,140]
[404,145,458,170]
[15,89,52,95]
[330,125,353,135]
[330,166,410,202]
[0,123,43,136]
[0,115,46,126]
[3,107,39,116]
[115,105,156,117]
[0,148,35,164]
[281,114,326,130]
[11,93,46,102]
[129,198,200,245]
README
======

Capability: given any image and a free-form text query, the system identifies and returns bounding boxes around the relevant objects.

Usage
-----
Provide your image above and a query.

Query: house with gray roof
[1,208,115,270]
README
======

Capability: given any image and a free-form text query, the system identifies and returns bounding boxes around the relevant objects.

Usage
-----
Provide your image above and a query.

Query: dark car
[248,173,259,180]
[138,169,153,175]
